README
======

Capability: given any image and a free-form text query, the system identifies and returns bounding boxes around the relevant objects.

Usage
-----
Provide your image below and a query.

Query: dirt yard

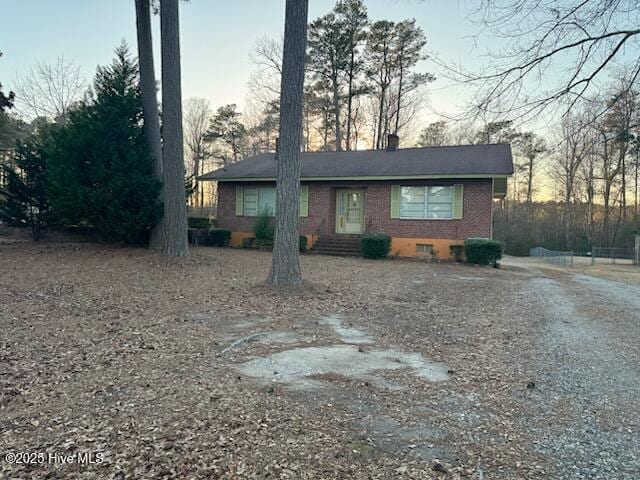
[1,242,639,479]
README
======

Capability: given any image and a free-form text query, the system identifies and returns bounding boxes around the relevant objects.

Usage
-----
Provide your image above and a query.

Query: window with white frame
[400,186,454,219]
[243,187,276,216]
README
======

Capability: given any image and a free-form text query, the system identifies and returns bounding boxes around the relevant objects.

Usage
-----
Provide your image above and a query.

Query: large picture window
[243,187,276,216]
[235,185,309,218]
[400,186,454,219]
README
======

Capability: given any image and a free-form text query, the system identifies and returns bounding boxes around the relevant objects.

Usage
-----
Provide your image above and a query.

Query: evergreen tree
[46,43,161,244]
[0,131,52,240]
[205,104,247,162]
[0,52,15,113]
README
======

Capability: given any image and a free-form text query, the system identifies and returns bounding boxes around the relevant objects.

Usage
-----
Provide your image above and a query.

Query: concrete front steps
[312,235,362,257]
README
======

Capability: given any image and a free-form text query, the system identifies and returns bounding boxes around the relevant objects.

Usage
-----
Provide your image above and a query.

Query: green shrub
[188,217,212,229]
[252,208,274,241]
[187,228,208,245]
[254,238,273,250]
[242,237,255,249]
[299,235,308,252]
[464,238,504,266]
[205,228,230,247]
[361,234,391,259]
[449,244,464,262]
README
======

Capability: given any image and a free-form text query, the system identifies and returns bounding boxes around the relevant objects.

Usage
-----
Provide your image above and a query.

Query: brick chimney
[386,133,399,151]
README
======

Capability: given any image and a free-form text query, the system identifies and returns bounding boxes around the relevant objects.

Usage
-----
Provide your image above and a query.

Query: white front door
[336,189,365,234]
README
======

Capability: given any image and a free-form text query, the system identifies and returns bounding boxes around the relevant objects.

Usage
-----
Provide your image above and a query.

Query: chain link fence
[530,247,574,266]
[531,238,640,268]
[591,247,638,265]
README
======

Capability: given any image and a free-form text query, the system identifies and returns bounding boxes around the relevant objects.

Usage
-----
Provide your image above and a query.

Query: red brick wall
[216,179,493,240]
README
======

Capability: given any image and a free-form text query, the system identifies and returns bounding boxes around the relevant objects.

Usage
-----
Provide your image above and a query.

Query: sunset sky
[2,0,502,125]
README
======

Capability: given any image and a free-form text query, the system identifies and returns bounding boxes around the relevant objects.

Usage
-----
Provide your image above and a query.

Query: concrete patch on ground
[358,415,449,460]
[191,312,270,331]
[319,314,374,344]
[252,331,300,344]
[237,344,449,389]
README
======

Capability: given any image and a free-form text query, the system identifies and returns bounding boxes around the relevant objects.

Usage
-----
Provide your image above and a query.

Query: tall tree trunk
[394,65,404,133]
[345,47,355,151]
[160,0,189,257]
[268,0,308,287]
[526,157,534,205]
[621,152,627,220]
[193,149,201,209]
[332,74,342,151]
[135,0,164,250]
[635,153,638,219]
[375,87,385,150]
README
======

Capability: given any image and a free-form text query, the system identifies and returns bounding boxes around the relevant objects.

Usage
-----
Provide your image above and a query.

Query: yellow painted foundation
[390,237,464,259]
[229,232,461,259]
[229,232,318,249]
[229,231,255,248]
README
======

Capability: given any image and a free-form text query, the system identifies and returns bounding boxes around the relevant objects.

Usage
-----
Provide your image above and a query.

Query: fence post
[570,251,574,268]
[591,247,595,266]
[635,235,640,266]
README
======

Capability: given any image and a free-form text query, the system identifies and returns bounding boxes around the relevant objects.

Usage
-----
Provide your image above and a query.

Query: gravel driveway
[508,261,640,479]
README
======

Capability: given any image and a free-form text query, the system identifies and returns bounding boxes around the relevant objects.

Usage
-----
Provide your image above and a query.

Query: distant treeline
[494,200,640,256]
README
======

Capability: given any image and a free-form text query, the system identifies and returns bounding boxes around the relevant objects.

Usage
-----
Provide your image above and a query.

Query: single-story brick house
[199,136,513,259]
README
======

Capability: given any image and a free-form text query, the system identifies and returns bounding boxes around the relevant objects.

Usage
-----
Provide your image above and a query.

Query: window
[416,244,434,254]
[236,185,309,217]
[400,186,454,219]
[243,187,276,216]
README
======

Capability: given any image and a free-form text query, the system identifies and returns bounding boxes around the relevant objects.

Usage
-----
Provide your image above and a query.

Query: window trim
[399,185,455,220]
[242,186,276,217]
[234,185,309,218]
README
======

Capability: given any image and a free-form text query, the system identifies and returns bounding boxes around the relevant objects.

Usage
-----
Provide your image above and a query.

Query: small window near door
[416,244,434,255]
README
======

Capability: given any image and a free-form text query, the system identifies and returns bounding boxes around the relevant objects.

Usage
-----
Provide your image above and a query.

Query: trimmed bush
[241,237,255,249]
[299,235,308,252]
[187,228,208,245]
[464,238,504,266]
[188,217,212,229]
[254,239,273,250]
[361,234,391,259]
[205,228,231,247]
[449,244,464,262]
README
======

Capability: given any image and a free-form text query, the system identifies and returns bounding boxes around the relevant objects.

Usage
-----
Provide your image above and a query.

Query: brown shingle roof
[199,144,513,181]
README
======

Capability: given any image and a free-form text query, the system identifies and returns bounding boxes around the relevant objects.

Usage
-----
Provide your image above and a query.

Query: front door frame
[335,188,366,234]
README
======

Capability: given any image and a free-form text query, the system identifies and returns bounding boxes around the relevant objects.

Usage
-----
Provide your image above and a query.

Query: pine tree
[267,0,309,286]
[159,0,190,257]
[0,132,52,240]
[46,43,161,244]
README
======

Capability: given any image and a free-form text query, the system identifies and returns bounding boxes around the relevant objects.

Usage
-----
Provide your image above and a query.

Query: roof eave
[200,173,513,182]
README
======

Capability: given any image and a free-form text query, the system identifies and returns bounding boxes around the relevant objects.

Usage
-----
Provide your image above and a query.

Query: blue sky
[2,1,496,122]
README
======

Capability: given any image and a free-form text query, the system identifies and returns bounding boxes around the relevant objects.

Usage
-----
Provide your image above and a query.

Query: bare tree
[268,0,309,287]
[550,110,592,246]
[249,36,283,100]
[135,0,164,250]
[460,0,640,122]
[514,132,546,205]
[183,97,212,207]
[14,57,85,122]
[160,0,189,257]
